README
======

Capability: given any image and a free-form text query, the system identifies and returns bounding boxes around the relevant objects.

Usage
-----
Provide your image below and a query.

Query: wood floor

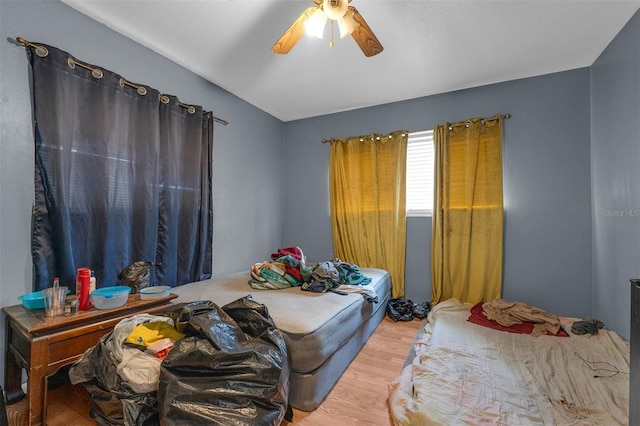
[6,316,421,426]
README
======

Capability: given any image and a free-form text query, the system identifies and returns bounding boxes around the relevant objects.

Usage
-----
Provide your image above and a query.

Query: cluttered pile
[248,247,378,303]
[69,297,291,425]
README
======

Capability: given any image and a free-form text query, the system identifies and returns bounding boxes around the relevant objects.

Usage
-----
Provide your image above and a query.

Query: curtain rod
[321,113,510,143]
[16,37,229,126]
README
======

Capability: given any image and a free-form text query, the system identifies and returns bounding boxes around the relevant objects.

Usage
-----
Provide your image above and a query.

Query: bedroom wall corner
[590,8,640,342]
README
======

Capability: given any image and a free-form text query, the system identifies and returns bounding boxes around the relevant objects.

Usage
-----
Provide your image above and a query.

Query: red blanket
[467,302,568,336]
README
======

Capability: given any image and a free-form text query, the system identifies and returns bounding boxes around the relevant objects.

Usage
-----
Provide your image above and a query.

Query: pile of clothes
[248,247,378,303]
[482,298,561,337]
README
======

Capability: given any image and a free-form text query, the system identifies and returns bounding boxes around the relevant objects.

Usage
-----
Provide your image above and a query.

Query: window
[406,129,434,217]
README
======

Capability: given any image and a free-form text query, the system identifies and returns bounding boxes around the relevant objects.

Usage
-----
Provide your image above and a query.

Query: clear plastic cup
[42,286,67,317]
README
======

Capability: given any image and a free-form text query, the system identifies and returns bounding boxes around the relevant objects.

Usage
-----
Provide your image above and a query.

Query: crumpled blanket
[248,255,312,289]
[482,298,560,337]
[307,258,372,291]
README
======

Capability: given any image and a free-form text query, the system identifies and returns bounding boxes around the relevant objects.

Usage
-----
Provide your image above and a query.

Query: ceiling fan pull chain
[330,20,335,48]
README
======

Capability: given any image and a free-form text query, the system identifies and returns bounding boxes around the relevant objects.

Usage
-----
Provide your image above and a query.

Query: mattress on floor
[169,267,391,409]
[388,298,630,425]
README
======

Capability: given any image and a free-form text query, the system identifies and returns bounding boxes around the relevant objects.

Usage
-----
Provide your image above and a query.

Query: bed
[169,266,391,411]
[388,298,630,425]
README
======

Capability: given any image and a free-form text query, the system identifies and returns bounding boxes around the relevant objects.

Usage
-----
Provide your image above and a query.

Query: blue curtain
[27,43,213,292]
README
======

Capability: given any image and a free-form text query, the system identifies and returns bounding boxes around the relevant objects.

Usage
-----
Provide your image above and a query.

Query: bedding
[388,299,630,425]
[169,267,391,411]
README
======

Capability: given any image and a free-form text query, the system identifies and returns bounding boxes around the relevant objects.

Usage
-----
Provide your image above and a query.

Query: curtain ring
[119,78,146,95]
[448,125,453,131]
[465,122,470,128]
[187,106,196,114]
[92,69,104,79]
[35,46,49,57]
[159,94,170,104]
[68,58,103,79]
[16,37,49,57]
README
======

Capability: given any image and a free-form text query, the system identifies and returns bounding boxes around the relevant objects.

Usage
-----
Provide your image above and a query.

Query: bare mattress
[170,267,391,411]
[388,299,630,425]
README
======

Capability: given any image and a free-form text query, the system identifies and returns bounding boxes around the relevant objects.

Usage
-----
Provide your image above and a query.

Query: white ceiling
[61,0,639,122]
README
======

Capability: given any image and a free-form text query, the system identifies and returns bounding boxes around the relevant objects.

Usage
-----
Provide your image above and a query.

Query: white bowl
[139,285,172,300]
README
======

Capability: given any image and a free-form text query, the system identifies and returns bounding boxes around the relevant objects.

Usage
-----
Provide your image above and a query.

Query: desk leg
[26,336,48,426]
[4,349,25,404]
[4,319,25,404]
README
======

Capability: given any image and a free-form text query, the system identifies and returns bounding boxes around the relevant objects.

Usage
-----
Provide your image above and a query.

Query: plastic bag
[386,298,415,321]
[118,261,155,294]
[158,297,291,425]
[386,298,432,321]
[413,301,432,319]
[68,327,158,426]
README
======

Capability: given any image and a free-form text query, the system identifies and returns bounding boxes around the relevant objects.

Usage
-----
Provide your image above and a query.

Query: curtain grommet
[35,46,49,57]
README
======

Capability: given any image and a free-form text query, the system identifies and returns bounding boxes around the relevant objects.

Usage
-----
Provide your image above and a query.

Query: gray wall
[283,69,593,316]
[591,9,640,341]
[0,0,284,387]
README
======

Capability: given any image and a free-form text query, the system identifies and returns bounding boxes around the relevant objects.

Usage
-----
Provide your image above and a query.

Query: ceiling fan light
[323,0,348,20]
[304,8,327,39]
[338,12,359,39]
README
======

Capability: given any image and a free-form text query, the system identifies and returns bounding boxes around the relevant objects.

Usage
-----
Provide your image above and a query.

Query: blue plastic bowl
[18,289,70,310]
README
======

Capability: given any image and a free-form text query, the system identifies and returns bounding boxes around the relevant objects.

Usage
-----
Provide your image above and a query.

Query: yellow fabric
[432,115,504,304]
[125,321,185,347]
[329,130,408,298]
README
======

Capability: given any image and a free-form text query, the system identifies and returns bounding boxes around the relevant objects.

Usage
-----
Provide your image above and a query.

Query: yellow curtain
[432,115,504,304]
[329,130,408,298]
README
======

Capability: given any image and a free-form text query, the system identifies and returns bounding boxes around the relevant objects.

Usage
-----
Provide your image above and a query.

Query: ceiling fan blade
[272,6,316,55]
[349,6,383,57]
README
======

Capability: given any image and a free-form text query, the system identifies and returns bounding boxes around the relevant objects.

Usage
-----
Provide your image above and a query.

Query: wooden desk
[3,293,178,426]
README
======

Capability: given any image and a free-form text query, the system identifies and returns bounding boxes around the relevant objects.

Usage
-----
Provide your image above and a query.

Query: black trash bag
[160,299,218,336]
[158,296,291,426]
[413,301,432,320]
[68,328,158,426]
[386,298,415,321]
[118,261,155,294]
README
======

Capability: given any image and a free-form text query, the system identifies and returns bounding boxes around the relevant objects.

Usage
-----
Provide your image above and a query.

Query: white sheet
[388,299,630,425]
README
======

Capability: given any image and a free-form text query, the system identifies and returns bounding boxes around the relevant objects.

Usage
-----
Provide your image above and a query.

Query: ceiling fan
[272,0,383,57]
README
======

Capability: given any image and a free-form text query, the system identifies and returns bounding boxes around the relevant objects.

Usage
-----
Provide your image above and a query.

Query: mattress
[388,299,630,425]
[170,267,391,411]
